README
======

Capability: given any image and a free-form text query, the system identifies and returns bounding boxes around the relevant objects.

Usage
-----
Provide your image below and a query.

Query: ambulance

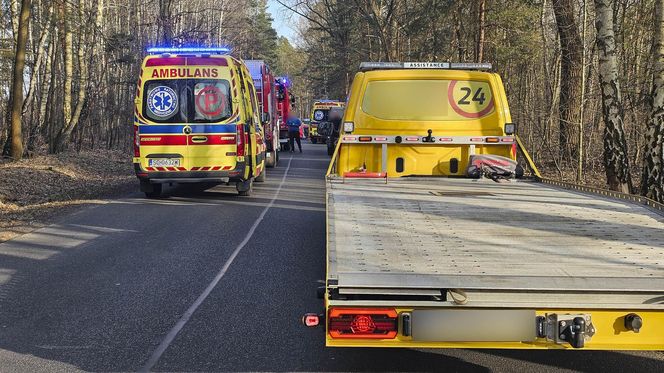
[309,100,345,144]
[132,47,266,197]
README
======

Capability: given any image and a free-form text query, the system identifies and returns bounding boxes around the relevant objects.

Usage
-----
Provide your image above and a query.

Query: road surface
[0,143,662,372]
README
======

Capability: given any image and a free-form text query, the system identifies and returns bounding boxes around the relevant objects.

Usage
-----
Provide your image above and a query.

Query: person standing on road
[287,113,303,153]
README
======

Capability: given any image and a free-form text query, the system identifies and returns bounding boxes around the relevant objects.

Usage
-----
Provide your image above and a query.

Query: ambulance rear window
[361,79,495,121]
[143,79,232,123]
[193,81,232,122]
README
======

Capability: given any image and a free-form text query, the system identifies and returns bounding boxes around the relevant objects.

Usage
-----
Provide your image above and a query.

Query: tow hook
[302,313,324,328]
[423,129,435,143]
[536,313,595,348]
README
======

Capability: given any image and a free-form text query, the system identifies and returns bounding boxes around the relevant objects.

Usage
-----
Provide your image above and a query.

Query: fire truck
[305,62,664,350]
[246,60,279,167]
[275,77,296,151]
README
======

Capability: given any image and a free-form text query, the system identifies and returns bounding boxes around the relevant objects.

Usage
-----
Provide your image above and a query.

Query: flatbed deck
[327,177,664,308]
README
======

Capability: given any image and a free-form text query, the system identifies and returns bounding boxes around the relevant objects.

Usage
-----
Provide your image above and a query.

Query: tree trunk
[594,0,632,193]
[552,0,583,163]
[476,0,486,63]
[6,0,31,160]
[641,0,664,202]
[159,0,174,45]
[22,3,54,116]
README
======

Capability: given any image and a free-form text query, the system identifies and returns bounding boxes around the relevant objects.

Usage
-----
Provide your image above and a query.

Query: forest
[0,0,663,202]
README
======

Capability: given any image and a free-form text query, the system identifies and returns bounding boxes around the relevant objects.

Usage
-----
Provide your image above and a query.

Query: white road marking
[141,156,294,372]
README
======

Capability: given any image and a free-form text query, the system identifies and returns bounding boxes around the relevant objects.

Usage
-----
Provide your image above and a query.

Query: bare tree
[594,0,632,192]
[552,0,583,162]
[6,0,31,160]
[642,0,664,202]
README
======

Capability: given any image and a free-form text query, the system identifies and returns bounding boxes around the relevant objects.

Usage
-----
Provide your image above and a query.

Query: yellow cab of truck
[334,62,517,177]
[132,47,266,198]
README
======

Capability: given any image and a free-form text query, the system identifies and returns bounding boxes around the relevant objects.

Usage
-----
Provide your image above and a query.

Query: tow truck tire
[236,179,253,196]
[143,183,162,199]
[311,138,317,144]
[255,169,266,182]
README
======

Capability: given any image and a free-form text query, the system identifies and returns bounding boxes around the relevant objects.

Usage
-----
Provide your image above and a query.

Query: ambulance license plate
[149,159,180,167]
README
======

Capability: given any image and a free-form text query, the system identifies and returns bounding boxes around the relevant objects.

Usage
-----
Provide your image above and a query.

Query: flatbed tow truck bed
[325,176,664,349]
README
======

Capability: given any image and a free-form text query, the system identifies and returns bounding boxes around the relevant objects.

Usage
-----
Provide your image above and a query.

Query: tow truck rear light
[374,136,388,142]
[358,136,372,142]
[439,137,453,142]
[501,137,515,143]
[405,136,419,142]
[343,136,357,142]
[134,126,140,157]
[470,137,484,142]
[486,137,500,143]
[328,308,398,339]
[236,124,246,157]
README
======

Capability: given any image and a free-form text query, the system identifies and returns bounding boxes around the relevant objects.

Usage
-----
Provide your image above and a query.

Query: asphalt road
[0,143,662,372]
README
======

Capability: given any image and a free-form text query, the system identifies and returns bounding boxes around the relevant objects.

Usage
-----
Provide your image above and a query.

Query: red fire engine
[246,60,279,167]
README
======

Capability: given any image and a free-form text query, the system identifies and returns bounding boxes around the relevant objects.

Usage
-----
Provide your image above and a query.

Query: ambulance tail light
[328,308,398,339]
[133,126,140,157]
[236,124,246,157]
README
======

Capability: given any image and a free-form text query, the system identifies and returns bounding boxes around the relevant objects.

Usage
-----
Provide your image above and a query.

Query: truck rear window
[361,79,495,121]
[144,79,232,123]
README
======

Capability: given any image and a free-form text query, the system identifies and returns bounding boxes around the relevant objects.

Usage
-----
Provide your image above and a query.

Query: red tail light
[134,126,140,157]
[236,124,246,157]
[328,308,398,339]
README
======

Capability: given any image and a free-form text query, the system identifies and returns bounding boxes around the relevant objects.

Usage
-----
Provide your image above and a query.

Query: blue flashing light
[276,76,290,87]
[146,47,231,55]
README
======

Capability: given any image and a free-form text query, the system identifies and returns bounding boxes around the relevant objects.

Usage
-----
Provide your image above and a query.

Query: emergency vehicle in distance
[246,60,279,167]
[309,61,664,350]
[133,47,266,198]
[309,100,345,144]
[275,77,296,151]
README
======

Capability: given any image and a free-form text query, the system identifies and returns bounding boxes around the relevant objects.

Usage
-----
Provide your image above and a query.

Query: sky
[267,1,300,45]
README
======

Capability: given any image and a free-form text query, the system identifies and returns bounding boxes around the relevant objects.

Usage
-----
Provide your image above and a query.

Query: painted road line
[141,156,294,372]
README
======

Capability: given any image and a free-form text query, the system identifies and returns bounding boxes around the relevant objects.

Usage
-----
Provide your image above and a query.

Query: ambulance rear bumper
[134,164,242,183]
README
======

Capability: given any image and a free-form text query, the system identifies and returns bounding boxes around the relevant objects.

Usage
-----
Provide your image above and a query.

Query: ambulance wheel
[236,179,253,196]
[144,183,162,198]
[311,138,318,144]
[255,169,266,182]
[266,150,276,168]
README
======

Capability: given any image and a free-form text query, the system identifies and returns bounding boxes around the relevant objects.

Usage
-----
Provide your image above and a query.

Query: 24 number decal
[457,87,486,106]
[448,80,494,118]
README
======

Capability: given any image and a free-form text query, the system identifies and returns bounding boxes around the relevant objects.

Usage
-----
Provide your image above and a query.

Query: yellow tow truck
[305,62,664,350]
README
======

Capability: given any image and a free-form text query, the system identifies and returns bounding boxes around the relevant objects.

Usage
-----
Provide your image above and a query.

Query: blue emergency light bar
[146,47,231,55]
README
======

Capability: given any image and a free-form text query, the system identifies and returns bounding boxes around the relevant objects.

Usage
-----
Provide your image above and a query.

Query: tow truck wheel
[236,179,253,196]
[255,169,266,182]
[311,138,318,144]
[143,182,162,198]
